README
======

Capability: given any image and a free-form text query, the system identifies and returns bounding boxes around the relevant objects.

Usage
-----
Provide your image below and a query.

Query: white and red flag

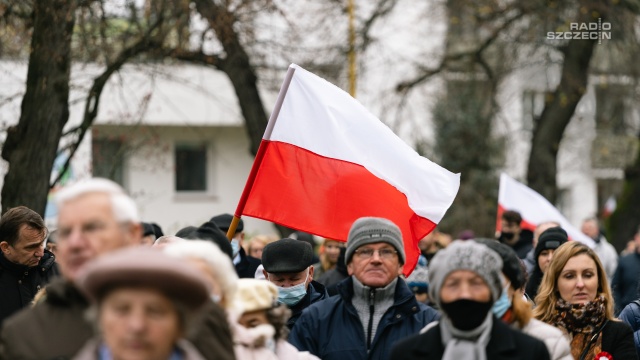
[497,173,595,247]
[234,64,460,275]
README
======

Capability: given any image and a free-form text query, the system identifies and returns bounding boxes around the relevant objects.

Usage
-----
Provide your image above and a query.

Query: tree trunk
[1,0,76,216]
[192,0,269,156]
[526,1,610,203]
[608,142,640,248]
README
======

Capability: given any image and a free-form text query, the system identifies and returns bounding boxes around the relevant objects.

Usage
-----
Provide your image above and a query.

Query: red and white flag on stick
[497,173,595,248]
[234,64,460,275]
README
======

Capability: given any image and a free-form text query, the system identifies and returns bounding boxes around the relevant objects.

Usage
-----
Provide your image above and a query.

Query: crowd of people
[0,177,639,359]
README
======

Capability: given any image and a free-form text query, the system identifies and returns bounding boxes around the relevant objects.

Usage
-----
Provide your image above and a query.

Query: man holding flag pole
[223,63,456,359]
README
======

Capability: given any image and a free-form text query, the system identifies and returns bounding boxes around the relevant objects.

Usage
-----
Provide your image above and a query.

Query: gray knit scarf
[351,276,397,350]
[440,312,492,360]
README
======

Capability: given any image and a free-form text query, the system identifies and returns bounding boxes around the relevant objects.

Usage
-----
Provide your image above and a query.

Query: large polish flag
[498,173,595,248]
[235,64,460,275]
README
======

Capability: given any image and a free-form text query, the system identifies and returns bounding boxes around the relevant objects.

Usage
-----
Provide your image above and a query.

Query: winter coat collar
[0,249,55,274]
[45,277,90,307]
[337,276,421,319]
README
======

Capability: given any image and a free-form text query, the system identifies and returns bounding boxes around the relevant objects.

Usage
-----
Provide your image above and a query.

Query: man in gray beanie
[390,240,550,360]
[289,217,439,360]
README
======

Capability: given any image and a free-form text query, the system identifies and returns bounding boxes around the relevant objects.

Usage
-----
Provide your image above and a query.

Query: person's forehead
[445,269,483,281]
[357,242,394,250]
[271,270,307,278]
[16,225,45,244]
[58,192,114,222]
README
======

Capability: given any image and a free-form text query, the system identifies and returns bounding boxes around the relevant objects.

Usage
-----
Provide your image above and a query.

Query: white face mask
[268,269,310,306]
[231,239,240,257]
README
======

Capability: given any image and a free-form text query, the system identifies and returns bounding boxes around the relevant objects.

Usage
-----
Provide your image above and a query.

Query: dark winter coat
[0,277,93,360]
[616,303,640,359]
[612,252,640,314]
[287,280,327,329]
[235,248,261,279]
[182,300,236,360]
[389,316,551,360]
[288,276,439,360]
[0,249,59,327]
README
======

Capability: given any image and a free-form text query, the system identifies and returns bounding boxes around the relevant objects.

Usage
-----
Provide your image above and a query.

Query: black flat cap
[210,213,243,233]
[474,238,526,290]
[262,238,314,274]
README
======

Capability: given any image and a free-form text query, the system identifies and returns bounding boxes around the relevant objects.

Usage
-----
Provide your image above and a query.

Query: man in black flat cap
[210,213,261,278]
[262,238,327,328]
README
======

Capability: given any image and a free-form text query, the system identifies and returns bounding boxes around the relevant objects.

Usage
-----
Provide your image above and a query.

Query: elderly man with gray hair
[0,178,234,360]
[288,217,439,360]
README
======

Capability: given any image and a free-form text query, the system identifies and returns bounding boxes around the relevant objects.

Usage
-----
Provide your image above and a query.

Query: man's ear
[397,264,404,276]
[0,241,10,254]
[308,265,315,281]
[263,269,269,279]
[347,262,354,276]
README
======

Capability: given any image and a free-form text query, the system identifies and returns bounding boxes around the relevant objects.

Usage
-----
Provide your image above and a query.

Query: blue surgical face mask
[492,282,512,318]
[231,239,240,257]
[271,270,309,306]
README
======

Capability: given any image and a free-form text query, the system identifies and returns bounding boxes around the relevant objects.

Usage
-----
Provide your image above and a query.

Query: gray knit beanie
[428,240,503,308]
[345,217,405,265]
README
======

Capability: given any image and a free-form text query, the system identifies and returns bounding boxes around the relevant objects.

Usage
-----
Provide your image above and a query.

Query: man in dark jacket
[0,206,58,326]
[288,217,439,360]
[211,213,261,278]
[262,238,328,328]
[612,227,640,314]
[0,179,235,360]
[497,210,534,259]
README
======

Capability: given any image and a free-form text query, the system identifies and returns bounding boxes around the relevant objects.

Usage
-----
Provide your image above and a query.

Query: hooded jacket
[0,249,59,327]
[288,276,439,360]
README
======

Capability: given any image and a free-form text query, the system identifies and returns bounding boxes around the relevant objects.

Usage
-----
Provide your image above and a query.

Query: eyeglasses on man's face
[354,247,398,260]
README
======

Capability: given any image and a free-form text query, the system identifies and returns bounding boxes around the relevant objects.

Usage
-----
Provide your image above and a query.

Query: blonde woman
[312,238,344,279]
[475,239,571,360]
[533,241,636,360]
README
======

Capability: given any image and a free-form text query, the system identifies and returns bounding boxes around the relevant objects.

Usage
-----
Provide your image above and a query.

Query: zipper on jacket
[367,288,375,350]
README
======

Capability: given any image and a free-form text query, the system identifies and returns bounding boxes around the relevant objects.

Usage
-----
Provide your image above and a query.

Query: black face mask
[440,299,493,331]
[501,232,515,240]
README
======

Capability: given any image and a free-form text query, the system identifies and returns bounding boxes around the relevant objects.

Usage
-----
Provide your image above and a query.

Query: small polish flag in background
[497,173,595,248]
[234,64,460,275]
[602,196,617,218]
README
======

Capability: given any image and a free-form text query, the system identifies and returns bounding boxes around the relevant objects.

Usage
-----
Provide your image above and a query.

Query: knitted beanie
[474,238,526,290]
[535,226,568,260]
[428,240,503,307]
[345,217,405,265]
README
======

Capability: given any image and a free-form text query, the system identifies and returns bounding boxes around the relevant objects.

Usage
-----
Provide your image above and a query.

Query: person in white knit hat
[232,279,319,360]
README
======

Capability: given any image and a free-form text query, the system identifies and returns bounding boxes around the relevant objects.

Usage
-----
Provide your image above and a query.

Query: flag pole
[229,66,298,240]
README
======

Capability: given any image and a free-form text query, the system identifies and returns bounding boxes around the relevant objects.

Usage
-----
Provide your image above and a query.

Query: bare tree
[0,0,179,215]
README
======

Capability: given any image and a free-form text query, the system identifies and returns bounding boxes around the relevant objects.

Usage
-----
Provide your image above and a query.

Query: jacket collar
[289,280,327,314]
[0,249,56,273]
[410,316,519,358]
[45,277,90,307]
[337,276,421,315]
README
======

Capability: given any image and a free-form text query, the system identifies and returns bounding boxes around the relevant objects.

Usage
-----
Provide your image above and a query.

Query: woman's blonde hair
[511,289,533,327]
[532,241,614,323]
[319,238,342,271]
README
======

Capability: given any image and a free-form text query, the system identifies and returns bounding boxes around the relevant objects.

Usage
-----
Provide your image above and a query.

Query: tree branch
[50,15,167,188]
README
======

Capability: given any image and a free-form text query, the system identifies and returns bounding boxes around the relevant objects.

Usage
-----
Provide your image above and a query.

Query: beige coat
[232,322,319,360]
[520,319,572,360]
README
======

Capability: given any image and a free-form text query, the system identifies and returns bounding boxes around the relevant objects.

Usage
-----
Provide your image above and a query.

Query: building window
[595,84,633,136]
[175,142,207,191]
[92,138,125,186]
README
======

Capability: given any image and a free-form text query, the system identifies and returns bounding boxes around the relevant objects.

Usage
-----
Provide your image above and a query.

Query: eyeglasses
[354,248,398,260]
